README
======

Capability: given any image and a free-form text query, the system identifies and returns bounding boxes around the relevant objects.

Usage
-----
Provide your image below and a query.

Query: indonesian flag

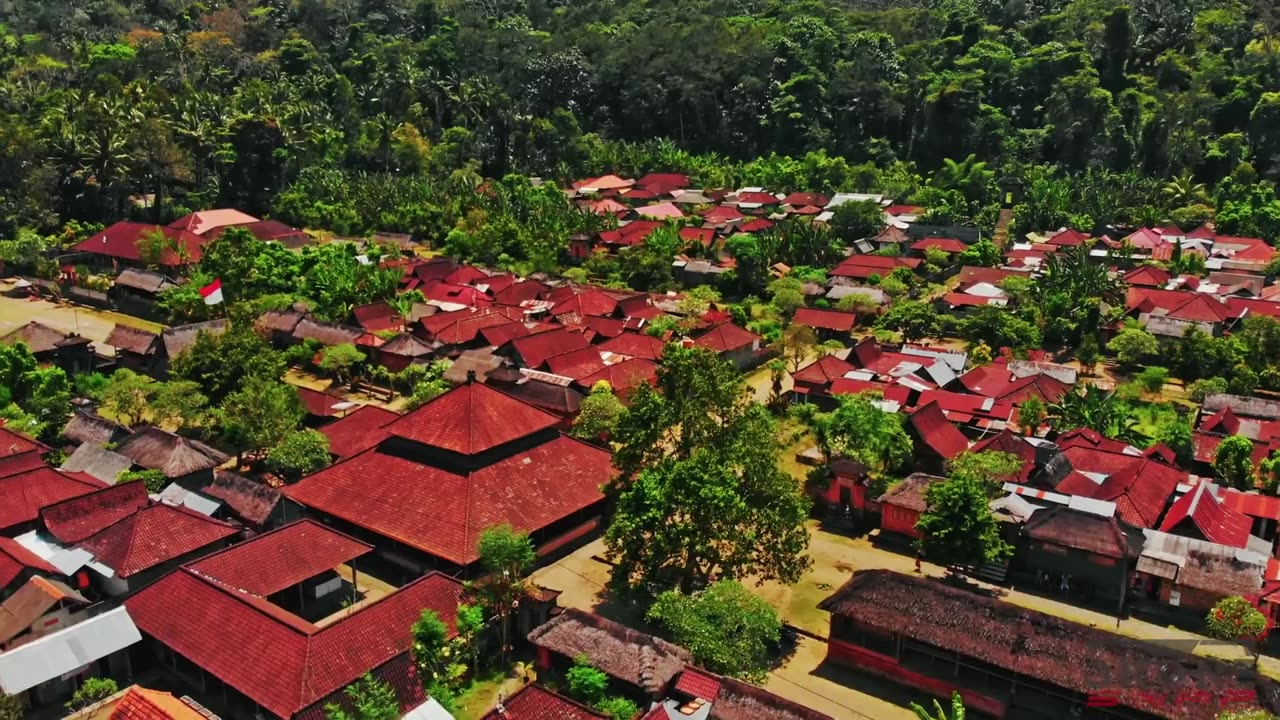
[199,278,224,305]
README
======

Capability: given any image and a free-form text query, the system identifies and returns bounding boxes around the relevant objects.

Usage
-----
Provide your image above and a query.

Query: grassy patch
[451,669,510,720]
[1132,401,1181,441]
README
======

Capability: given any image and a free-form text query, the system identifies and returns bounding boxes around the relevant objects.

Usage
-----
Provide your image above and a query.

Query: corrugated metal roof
[0,607,140,693]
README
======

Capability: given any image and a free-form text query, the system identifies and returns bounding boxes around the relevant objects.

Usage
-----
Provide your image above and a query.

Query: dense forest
[4,0,1280,249]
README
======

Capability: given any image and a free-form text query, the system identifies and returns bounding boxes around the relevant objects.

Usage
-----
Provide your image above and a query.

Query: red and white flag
[199,278,224,305]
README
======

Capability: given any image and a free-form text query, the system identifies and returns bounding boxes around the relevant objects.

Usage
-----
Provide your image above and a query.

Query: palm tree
[1162,170,1208,207]
[1038,246,1126,309]
[932,154,995,205]
[911,692,965,720]
[1048,385,1142,445]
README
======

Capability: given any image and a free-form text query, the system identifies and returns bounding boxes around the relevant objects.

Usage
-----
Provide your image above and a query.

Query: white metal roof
[0,607,140,693]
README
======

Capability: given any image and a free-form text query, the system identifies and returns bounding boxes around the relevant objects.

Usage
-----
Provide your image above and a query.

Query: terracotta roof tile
[385,382,560,455]
[127,566,462,720]
[507,327,593,368]
[285,435,611,565]
[0,468,104,533]
[692,323,760,353]
[319,405,399,458]
[75,222,206,265]
[1091,459,1184,528]
[597,332,666,361]
[673,667,723,700]
[791,355,857,387]
[40,482,149,543]
[109,686,205,720]
[576,358,658,396]
[188,520,370,596]
[77,503,237,577]
[544,347,607,379]
[0,427,45,460]
[792,308,857,332]
[0,537,57,590]
[421,307,523,345]
[479,685,606,720]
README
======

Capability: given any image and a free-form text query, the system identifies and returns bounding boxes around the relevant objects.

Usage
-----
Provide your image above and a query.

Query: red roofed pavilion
[126,521,465,720]
[285,380,614,572]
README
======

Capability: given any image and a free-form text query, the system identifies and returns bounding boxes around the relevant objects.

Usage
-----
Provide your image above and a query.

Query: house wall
[1159,582,1226,614]
[881,505,922,539]
[822,475,867,511]
[1024,543,1127,599]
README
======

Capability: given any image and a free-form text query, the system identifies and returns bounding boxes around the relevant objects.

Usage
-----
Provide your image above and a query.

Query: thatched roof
[162,319,228,359]
[257,309,306,334]
[116,427,229,478]
[0,322,82,354]
[198,470,281,528]
[113,268,176,294]
[59,443,133,484]
[708,674,835,720]
[527,609,692,695]
[104,324,159,356]
[380,333,436,358]
[291,318,363,346]
[62,408,130,447]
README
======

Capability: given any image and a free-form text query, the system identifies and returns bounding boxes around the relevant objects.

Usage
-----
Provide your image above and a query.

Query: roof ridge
[185,567,319,636]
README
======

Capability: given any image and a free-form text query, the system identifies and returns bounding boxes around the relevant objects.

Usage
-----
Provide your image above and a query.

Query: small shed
[103,325,160,373]
[876,473,943,540]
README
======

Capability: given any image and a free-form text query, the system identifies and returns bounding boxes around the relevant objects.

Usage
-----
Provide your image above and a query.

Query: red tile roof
[731,191,779,206]
[0,426,44,460]
[792,308,857,332]
[792,355,857,387]
[782,192,830,208]
[970,429,1037,483]
[40,481,150,543]
[75,222,205,265]
[188,520,370,596]
[1047,228,1089,246]
[910,237,968,254]
[1090,459,1184,528]
[544,346,607,379]
[479,685,606,720]
[285,435,610,566]
[551,289,619,319]
[493,280,551,306]
[77,503,237,577]
[636,173,689,189]
[478,320,552,347]
[577,358,658,395]
[0,450,48,479]
[0,468,104,533]
[1158,482,1253,548]
[828,378,912,406]
[351,302,398,332]
[419,281,494,308]
[0,536,57,590]
[579,316,626,339]
[318,405,398,458]
[442,265,490,286]
[679,227,715,248]
[673,666,723,700]
[702,206,744,224]
[127,567,463,720]
[109,686,206,720]
[598,220,662,247]
[738,217,774,233]
[1122,265,1172,288]
[829,255,922,279]
[915,390,1015,424]
[507,327,593,368]
[387,382,560,456]
[420,307,521,344]
[597,332,667,361]
[906,402,968,460]
[692,322,760,353]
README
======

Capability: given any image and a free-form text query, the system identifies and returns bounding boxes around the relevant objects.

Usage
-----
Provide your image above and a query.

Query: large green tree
[646,580,782,683]
[607,346,810,592]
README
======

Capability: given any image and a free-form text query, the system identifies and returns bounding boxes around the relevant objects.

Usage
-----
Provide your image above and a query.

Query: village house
[0,536,61,599]
[125,520,465,720]
[33,482,239,597]
[0,321,94,375]
[284,379,614,576]
[528,609,692,703]
[0,575,92,649]
[59,443,133,485]
[481,685,605,720]
[0,466,105,536]
[103,324,161,373]
[109,268,178,317]
[0,606,140,712]
[74,222,205,268]
[818,569,1278,720]
[875,473,943,542]
[1020,504,1132,605]
[691,322,762,371]
[156,319,227,376]
[114,427,229,487]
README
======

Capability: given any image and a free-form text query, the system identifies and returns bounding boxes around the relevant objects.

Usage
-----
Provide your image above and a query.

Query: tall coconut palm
[1162,170,1208,207]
